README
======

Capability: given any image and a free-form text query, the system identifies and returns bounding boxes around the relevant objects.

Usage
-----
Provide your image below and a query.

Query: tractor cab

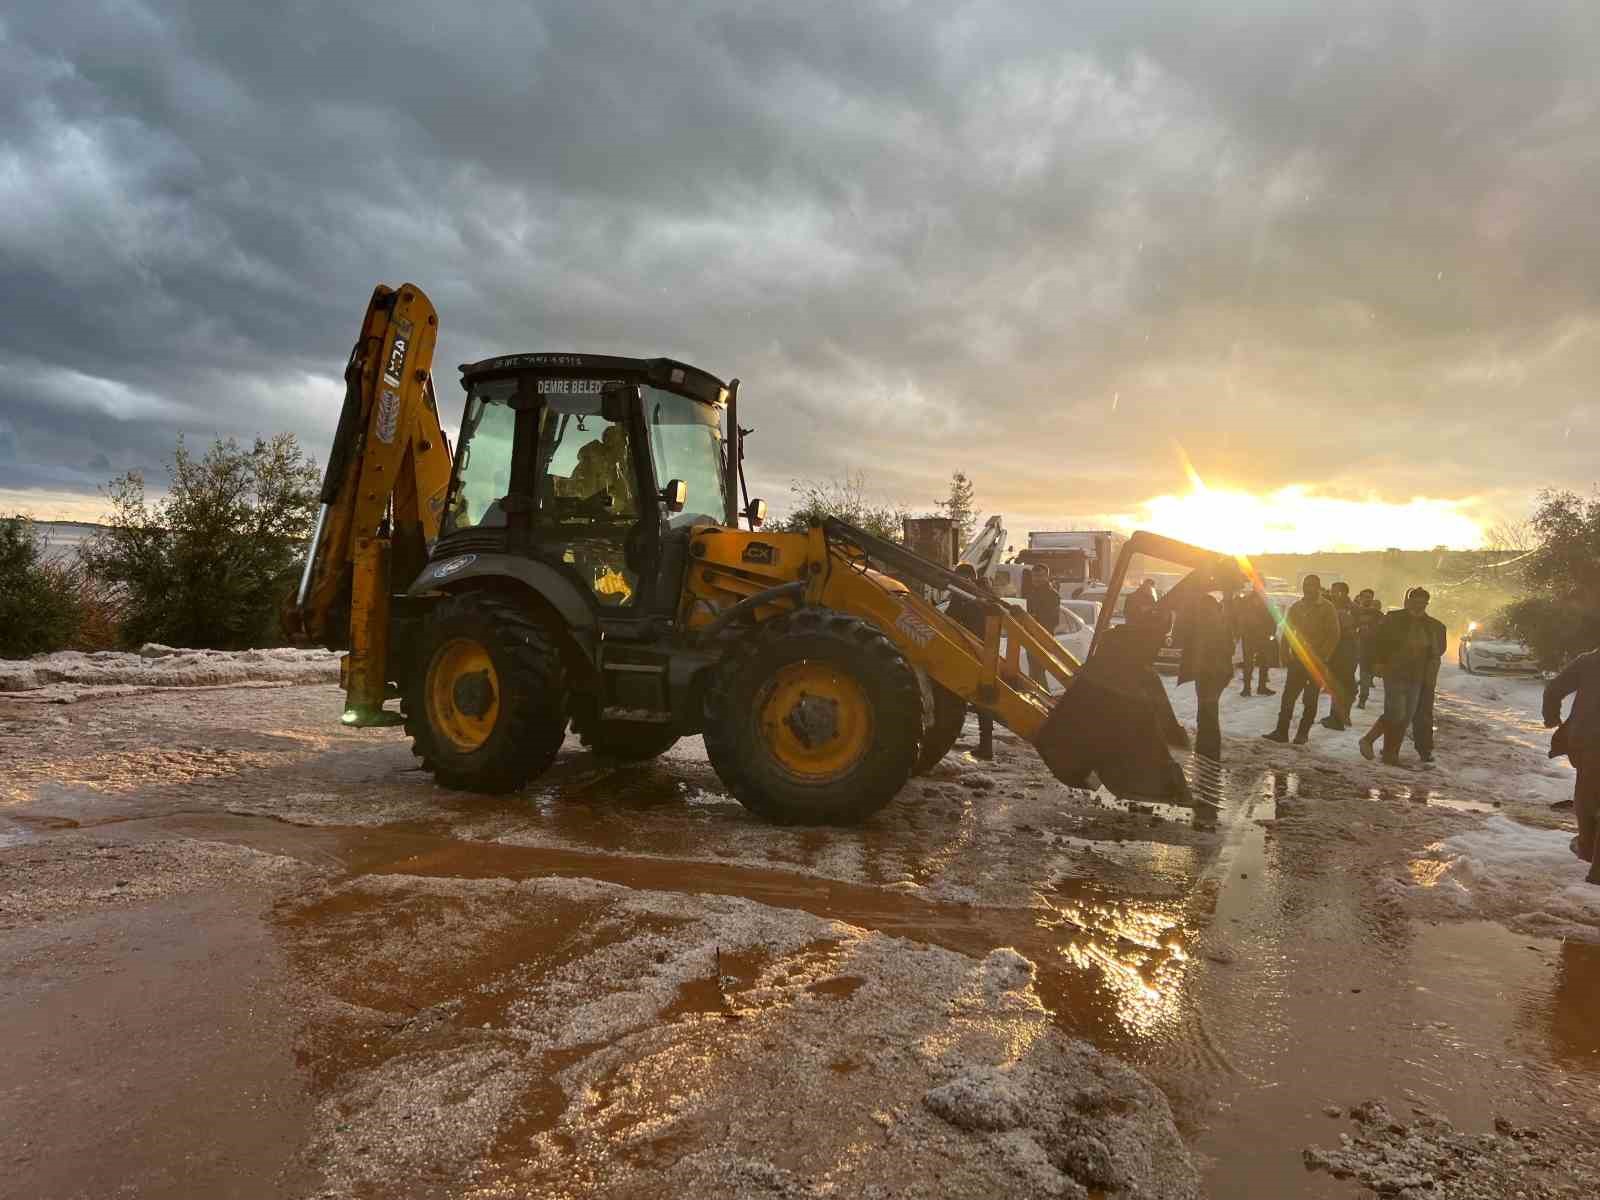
[428,354,741,622]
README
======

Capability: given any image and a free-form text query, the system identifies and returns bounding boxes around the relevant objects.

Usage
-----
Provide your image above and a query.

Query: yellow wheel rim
[755,660,874,782]
[426,637,500,754]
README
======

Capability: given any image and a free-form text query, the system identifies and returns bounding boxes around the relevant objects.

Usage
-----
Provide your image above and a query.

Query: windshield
[441,379,517,536]
[644,386,728,528]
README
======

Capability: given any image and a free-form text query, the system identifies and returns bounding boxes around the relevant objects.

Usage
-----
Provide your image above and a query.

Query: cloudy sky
[2,1,1596,550]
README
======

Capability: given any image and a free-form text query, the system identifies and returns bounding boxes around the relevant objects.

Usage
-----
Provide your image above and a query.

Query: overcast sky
[3,1,1597,546]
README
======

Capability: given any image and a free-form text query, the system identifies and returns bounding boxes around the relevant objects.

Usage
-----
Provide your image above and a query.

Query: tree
[0,517,83,657]
[83,434,320,649]
[776,472,908,542]
[939,471,977,549]
[1482,517,1534,553]
[1494,489,1600,667]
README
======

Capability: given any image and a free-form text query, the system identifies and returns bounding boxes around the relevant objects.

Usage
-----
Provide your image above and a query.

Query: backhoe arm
[284,283,452,723]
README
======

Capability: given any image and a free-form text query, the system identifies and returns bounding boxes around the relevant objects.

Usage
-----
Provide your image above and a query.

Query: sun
[1138,481,1484,554]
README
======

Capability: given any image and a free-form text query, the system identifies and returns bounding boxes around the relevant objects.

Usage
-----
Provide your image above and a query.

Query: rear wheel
[704,609,923,824]
[915,682,969,774]
[404,593,569,793]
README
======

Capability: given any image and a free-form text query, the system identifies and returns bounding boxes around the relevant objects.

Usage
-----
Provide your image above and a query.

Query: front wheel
[404,593,569,793]
[703,609,923,824]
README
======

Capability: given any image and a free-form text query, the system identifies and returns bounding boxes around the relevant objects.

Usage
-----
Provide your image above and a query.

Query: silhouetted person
[1126,578,1159,626]
[1360,587,1446,765]
[1544,647,1600,883]
[1178,590,1235,761]
[1263,574,1339,745]
[1024,565,1060,683]
[1354,588,1381,708]
[1236,587,1276,696]
[949,563,996,760]
[1321,581,1358,730]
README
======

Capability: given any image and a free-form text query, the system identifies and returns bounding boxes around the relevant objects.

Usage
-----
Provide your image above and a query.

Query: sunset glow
[1137,484,1484,555]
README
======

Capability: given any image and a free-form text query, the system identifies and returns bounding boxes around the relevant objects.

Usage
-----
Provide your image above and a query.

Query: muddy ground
[2,667,1597,1198]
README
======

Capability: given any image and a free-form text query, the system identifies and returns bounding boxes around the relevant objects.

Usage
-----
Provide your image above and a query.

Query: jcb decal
[382,336,409,387]
[894,608,936,648]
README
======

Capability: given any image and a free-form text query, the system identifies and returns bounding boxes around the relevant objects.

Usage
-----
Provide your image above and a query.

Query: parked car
[1061,598,1101,629]
[1458,624,1539,675]
[999,596,1095,689]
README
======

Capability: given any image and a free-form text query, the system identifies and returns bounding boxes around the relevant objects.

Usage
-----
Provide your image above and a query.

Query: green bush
[1502,595,1600,671]
[82,434,319,649]
[0,516,84,657]
[1493,489,1600,668]
[777,472,909,541]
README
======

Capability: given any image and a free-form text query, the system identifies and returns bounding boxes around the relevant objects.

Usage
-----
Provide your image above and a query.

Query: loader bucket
[1029,625,1195,805]
[1032,675,1194,805]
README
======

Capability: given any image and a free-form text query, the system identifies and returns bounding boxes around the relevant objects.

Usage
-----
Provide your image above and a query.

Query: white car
[999,597,1095,690]
[1458,626,1539,675]
[1062,598,1102,629]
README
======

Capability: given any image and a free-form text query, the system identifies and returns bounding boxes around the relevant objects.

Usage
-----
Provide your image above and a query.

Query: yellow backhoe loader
[285,283,1245,824]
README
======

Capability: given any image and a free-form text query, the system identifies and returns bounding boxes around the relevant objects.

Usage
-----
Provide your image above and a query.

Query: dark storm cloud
[1,0,1596,533]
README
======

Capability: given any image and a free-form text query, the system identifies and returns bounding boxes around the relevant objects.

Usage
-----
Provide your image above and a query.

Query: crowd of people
[1238,574,1447,765]
[1153,572,1447,767]
[948,559,1598,884]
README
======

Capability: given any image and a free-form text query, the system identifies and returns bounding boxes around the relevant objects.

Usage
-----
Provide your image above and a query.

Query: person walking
[1359,587,1446,765]
[1543,648,1600,884]
[1262,574,1340,745]
[1177,589,1235,761]
[949,563,996,760]
[1354,588,1381,708]
[1321,582,1359,730]
[1237,587,1277,697]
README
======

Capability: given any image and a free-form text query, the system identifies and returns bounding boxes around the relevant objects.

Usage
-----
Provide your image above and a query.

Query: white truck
[1016,530,1128,589]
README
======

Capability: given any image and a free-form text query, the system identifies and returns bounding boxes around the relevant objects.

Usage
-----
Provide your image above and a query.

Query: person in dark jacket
[1023,566,1060,683]
[1359,587,1446,765]
[1353,588,1381,708]
[1543,648,1600,883]
[1321,582,1359,730]
[949,563,995,760]
[1263,575,1340,745]
[1126,579,1159,626]
[1177,590,1235,761]
[1236,588,1277,697]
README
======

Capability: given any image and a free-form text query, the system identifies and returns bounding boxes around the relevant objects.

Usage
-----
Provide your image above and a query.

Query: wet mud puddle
[136,777,1600,1198]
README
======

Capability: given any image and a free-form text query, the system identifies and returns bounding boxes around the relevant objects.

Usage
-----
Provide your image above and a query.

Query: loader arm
[1090,531,1246,653]
[811,520,1244,804]
[283,283,453,724]
[810,519,1071,737]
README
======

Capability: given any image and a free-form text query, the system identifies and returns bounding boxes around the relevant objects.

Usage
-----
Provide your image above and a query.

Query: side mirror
[601,382,641,423]
[745,498,768,528]
[660,479,688,513]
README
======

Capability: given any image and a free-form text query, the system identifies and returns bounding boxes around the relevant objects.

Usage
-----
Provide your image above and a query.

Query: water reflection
[1264,770,1299,799]
[1366,784,1492,813]
[1543,941,1600,1073]
[1037,893,1189,1040]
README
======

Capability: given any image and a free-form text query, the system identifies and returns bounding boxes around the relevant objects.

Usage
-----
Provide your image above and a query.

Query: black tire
[915,682,969,774]
[570,705,680,762]
[703,608,923,824]
[403,592,569,793]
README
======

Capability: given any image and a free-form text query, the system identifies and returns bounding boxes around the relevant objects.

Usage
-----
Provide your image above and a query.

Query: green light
[341,709,359,725]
